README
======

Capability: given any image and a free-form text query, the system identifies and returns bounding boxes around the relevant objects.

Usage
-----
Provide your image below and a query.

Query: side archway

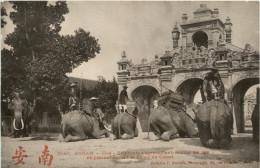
[176,78,204,104]
[131,85,159,132]
[232,78,260,133]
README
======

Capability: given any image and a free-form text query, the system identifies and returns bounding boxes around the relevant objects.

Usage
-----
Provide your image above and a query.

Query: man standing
[202,68,224,102]
[118,85,129,112]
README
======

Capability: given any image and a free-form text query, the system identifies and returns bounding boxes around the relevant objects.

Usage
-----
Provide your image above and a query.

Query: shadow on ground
[179,134,259,162]
[19,134,59,141]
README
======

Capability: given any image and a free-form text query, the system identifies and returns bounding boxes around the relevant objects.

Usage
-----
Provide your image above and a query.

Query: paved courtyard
[1,133,259,168]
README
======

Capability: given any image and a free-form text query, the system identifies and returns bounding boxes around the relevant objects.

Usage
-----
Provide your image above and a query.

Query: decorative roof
[117,51,132,64]
[225,43,244,52]
[181,4,224,27]
[194,4,213,15]
[160,51,173,59]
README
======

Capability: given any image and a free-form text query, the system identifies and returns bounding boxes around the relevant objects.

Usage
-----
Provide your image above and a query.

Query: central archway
[232,78,260,133]
[131,85,159,132]
[176,78,204,104]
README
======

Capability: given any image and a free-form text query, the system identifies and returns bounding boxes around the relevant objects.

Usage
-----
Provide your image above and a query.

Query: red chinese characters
[39,145,53,166]
[12,146,28,165]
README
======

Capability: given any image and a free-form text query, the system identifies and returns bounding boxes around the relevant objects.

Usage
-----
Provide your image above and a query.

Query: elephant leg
[150,123,161,136]
[197,119,218,149]
[22,124,29,137]
[64,135,86,142]
[121,125,134,140]
[92,129,108,139]
[134,127,138,137]
[161,126,178,141]
[121,133,134,140]
[218,120,232,150]
[178,130,186,138]
[111,115,119,139]
[110,125,118,140]
[66,124,88,141]
[14,130,19,138]
[185,116,199,138]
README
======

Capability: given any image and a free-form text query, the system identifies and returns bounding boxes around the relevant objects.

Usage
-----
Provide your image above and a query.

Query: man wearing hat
[69,82,78,111]
[90,97,111,132]
[118,85,129,112]
[202,67,224,102]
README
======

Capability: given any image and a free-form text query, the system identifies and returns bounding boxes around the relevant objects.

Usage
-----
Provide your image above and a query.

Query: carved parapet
[129,64,159,76]
[215,60,231,69]
[240,53,260,67]
[180,57,207,69]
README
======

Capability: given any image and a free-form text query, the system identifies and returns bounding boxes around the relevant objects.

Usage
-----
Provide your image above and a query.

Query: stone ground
[1,133,259,168]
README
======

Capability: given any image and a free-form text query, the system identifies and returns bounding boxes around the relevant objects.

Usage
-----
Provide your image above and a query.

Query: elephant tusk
[13,119,19,131]
[21,119,24,129]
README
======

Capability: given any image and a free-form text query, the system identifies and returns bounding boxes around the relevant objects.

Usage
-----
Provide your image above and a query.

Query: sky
[61,1,259,81]
[2,1,259,81]
[1,1,259,98]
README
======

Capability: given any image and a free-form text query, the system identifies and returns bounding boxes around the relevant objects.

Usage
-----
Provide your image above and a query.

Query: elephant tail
[61,123,67,139]
[209,106,218,139]
[118,113,124,138]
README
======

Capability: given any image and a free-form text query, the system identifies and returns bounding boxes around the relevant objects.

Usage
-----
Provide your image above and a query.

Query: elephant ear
[127,101,136,115]
[82,98,94,114]
[8,101,14,111]
[186,107,196,121]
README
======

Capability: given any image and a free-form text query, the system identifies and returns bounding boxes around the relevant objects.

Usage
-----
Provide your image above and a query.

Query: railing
[241,54,259,62]
[182,57,206,65]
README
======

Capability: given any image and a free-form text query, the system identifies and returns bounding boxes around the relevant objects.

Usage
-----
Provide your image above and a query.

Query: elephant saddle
[61,110,85,125]
[158,91,184,111]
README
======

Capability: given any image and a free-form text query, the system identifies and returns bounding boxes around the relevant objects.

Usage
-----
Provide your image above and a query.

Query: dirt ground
[1,132,259,168]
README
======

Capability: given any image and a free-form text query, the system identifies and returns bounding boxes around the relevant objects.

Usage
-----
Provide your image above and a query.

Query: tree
[2,1,100,115]
[1,7,7,28]
[85,77,118,123]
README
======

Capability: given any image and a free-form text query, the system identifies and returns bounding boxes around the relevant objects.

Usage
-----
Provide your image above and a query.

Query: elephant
[196,100,233,149]
[8,91,33,138]
[109,101,138,140]
[149,101,199,141]
[251,89,259,144]
[60,99,110,142]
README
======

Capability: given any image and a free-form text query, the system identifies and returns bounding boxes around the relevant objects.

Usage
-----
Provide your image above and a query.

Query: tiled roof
[67,76,97,89]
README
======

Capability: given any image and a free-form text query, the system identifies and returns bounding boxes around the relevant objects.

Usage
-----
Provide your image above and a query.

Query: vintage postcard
[1,1,259,168]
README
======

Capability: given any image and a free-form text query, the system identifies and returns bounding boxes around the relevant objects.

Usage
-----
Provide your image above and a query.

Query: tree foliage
[1,6,7,28]
[1,1,101,114]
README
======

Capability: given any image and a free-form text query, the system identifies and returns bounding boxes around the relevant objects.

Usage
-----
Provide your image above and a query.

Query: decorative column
[172,22,180,49]
[181,14,188,48]
[228,70,237,134]
[224,17,232,44]
[159,50,173,93]
[117,51,131,97]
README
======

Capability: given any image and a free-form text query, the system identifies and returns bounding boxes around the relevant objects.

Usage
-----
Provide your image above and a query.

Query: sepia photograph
[1,1,259,167]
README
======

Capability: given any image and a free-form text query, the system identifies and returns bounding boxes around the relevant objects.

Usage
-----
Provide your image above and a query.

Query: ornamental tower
[180,4,227,51]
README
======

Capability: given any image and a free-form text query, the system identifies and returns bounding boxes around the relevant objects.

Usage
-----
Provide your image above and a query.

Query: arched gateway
[131,85,159,131]
[117,4,259,133]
